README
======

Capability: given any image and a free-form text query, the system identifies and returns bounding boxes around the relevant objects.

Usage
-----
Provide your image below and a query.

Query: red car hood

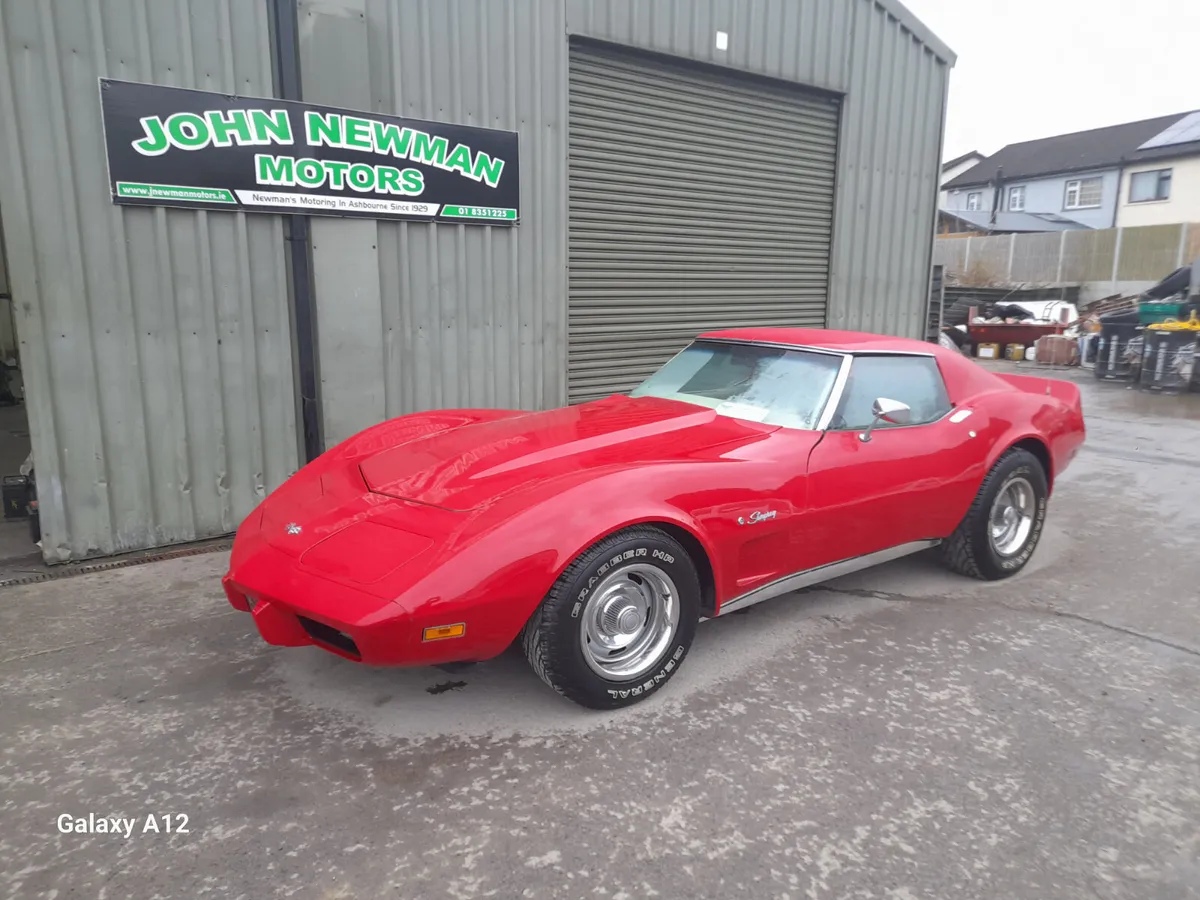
[359,396,772,511]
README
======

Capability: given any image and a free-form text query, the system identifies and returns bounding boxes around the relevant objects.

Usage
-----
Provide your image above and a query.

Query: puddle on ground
[1083,379,1200,420]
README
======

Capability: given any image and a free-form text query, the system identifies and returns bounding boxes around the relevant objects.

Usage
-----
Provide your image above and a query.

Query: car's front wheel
[938,447,1048,580]
[522,526,700,709]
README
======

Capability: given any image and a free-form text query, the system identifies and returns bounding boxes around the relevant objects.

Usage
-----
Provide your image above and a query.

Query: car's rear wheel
[938,447,1048,580]
[522,527,700,709]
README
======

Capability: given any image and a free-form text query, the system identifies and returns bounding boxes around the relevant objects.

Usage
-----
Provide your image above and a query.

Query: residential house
[1116,112,1200,227]
[941,111,1200,231]
[939,151,984,208]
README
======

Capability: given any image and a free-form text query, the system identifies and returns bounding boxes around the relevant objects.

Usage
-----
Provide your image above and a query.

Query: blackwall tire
[938,448,1048,581]
[522,527,700,710]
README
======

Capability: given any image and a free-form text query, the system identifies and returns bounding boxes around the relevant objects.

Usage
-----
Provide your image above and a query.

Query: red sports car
[224,328,1085,709]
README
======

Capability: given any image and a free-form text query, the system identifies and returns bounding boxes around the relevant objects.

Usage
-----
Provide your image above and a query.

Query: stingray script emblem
[737,509,778,525]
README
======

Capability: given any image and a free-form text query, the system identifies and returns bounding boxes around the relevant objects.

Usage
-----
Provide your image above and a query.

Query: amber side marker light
[422,623,467,642]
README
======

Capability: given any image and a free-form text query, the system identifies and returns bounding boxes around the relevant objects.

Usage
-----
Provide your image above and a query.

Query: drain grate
[0,540,233,589]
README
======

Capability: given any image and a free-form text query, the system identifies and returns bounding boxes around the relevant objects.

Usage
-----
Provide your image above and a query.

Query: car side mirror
[858,397,911,443]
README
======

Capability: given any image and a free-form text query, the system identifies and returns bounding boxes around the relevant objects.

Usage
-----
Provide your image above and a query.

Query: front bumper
[224,541,480,667]
[222,543,408,663]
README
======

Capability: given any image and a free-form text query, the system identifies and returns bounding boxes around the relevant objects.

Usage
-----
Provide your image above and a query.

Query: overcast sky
[901,0,1200,162]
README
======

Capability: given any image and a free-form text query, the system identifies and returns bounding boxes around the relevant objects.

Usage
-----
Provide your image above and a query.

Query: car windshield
[630,340,843,430]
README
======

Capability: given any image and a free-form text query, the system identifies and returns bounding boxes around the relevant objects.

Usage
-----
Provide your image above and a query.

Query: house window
[1129,169,1172,203]
[1008,186,1026,211]
[1064,177,1103,209]
[966,192,981,211]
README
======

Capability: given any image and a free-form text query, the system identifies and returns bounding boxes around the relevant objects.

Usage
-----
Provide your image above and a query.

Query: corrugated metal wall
[565,0,953,339]
[305,0,569,446]
[0,220,13,362]
[0,0,949,560]
[566,42,839,402]
[313,0,950,440]
[0,0,298,562]
[0,216,8,296]
[828,0,949,336]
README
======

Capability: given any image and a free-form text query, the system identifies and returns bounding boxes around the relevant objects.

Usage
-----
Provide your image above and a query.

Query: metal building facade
[566,0,953,337]
[0,0,299,562]
[302,0,571,447]
[566,41,841,401]
[0,0,952,562]
[311,0,953,442]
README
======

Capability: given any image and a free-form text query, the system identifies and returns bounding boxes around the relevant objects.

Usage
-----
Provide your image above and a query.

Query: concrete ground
[3,363,1200,900]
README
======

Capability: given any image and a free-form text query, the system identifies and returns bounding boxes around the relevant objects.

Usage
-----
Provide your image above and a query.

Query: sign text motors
[99,79,520,224]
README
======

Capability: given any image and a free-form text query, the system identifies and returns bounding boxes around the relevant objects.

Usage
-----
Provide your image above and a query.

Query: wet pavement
[2,364,1199,899]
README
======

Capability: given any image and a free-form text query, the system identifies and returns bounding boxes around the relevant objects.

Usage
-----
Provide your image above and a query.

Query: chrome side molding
[716,540,941,615]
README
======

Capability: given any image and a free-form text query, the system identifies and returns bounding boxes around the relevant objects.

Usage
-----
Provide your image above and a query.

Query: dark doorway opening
[0,213,40,578]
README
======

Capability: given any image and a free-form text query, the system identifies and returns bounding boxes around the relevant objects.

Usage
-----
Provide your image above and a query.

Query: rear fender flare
[986,432,1054,491]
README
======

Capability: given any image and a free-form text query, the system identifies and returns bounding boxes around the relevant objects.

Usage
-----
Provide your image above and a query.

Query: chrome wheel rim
[989,476,1035,556]
[580,563,679,682]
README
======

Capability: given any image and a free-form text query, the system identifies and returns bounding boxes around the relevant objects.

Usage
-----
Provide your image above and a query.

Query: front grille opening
[297,616,361,658]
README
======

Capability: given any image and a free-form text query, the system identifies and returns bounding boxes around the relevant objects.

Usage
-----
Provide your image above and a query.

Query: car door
[803,353,987,564]
[712,426,825,596]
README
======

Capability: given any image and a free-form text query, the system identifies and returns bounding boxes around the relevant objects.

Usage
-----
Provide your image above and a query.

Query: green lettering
[376,166,402,194]
[166,112,210,150]
[445,143,473,177]
[343,116,372,150]
[305,111,342,148]
[471,151,505,188]
[295,158,325,187]
[411,132,448,168]
[205,109,253,147]
[324,160,350,189]
[255,153,295,186]
[401,168,424,195]
[348,163,376,192]
[373,122,414,158]
[132,116,170,156]
[250,109,293,145]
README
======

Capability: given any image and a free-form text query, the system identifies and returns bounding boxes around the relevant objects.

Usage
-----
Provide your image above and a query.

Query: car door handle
[949,408,973,423]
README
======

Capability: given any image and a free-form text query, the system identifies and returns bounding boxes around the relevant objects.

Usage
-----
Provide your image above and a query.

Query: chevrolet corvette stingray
[223,328,1086,709]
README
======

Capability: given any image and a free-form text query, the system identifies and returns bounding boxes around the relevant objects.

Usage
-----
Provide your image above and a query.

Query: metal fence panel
[964,235,1012,283]
[1060,230,1118,283]
[1010,232,1062,284]
[1117,224,1186,282]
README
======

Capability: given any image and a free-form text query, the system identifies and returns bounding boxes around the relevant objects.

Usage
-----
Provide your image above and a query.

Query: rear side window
[831,356,951,430]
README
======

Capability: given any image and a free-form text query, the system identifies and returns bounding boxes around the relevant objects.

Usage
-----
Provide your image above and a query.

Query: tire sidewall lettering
[577,546,657,603]
[606,644,688,700]
[992,464,1048,572]
[532,528,700,709]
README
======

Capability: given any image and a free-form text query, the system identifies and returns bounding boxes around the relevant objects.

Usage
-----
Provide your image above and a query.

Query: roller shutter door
[568,43,840,402]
